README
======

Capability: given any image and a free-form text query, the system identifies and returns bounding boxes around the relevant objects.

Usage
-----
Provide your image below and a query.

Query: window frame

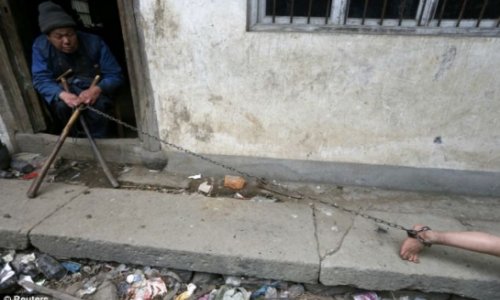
[247,0,500,37]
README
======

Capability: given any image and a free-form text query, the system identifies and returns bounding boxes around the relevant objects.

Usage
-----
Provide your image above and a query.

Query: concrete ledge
[0,180,86,249]
[319,212,500,300]
[16,133,500,197]
[29,188,320,283]
[165,151,500,197]
[15,133,166,168]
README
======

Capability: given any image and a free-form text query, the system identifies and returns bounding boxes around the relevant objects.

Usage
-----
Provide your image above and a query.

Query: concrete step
[1,179,499,299]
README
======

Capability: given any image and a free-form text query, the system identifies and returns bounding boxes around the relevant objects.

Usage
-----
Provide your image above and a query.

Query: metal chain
[85,105,411,233]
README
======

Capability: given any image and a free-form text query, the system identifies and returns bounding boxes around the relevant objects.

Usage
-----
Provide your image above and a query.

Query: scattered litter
[175,283,197,300]
[198,181,213,194]
[76,277,98,297]
[0,263,17,292]
[353,291,380,300]
[222,287,251,300]
[11,253,38,277]
[250,282,279,300]
[225,276,241,287]
[127,273,144,284]
[127,277,167,300]
[35,253,67,280]
[2,250,15,263]
[189,174,202,179]
[0,170,14,179]
[0,263,15,283]
[287,284,305,298]
[119,165,133,174]
[17,275,35,292]
[234,193,246,199]
[224,175,246,190]
[21,171,38,180]
[10,158,35,173]
[61,261,82,273]
[148,169,160,173]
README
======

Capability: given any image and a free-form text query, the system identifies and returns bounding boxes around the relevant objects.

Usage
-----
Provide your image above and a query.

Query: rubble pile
[0,249,461,300]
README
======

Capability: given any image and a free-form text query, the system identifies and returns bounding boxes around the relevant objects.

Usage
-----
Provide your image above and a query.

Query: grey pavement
[1,176,500,300]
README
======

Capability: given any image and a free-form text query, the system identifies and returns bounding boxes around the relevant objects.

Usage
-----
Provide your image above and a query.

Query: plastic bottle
[35,253,67,280]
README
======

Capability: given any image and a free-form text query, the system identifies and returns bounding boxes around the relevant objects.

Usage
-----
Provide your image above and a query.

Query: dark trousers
[50,95,113,138]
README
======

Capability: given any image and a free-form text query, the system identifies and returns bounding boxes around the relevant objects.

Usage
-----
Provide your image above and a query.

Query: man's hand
[59,91,81,108]
[78,85,102,105]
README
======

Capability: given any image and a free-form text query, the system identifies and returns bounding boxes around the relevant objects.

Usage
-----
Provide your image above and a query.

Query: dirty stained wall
[136,0,500,173]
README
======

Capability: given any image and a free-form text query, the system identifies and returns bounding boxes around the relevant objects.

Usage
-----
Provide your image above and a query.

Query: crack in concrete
[320,217,354,262]
[26,187,89,245]
[310,203,322,283]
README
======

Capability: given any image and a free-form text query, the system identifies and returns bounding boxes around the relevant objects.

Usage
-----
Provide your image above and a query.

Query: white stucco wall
[136,0,500,172]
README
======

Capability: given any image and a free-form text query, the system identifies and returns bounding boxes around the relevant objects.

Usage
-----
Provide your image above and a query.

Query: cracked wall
[136,0,500,172]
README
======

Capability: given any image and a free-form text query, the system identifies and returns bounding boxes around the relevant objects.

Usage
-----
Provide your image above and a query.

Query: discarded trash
[353,291,380,300]
[198,181,213,195]
[222,287,251,300]
[287,284,305,298]
[11,253,39,277]
[175,282,197,300]
[10,158,35,173]
[35,253,67,280]
[0,170,14,179]
[76,277,98,297]
[189,174,202,179]
[250,282,279,300]
[21,171,39,180]
[225,276,241,287]
[17,275,35,292]
[127,273,144,284]
[264,286,277,299]
[128,276,168,300]
[0,263,17,292]
[224,175,246,190]
[61,261,81,273]
[2,250,15,263]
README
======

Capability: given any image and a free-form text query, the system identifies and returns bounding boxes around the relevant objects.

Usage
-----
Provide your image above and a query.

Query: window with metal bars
[249,0,500,36]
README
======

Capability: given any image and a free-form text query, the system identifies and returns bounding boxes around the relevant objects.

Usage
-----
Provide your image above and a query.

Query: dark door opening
[10,0,137,138]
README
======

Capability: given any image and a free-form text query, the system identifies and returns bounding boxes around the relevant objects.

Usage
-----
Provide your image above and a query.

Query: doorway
[7,0,137,138]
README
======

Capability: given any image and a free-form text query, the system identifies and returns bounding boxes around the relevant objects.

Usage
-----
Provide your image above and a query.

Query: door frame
[0,0,162,152]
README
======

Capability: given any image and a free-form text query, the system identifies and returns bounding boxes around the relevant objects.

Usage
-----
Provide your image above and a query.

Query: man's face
[47,27,78,53]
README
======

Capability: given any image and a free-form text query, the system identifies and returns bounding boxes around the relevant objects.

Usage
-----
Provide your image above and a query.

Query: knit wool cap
[38,2,76,34]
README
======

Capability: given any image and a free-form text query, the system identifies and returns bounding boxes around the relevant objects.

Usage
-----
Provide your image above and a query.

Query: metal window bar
[325,0,332,24]
[380,0,388,25]
[456,0,468,27]
[362,0,369,25]
[418,0,427,26]
[477,0,488,27]
[344,0,351,24]
[307,0,313,23]
[290,0,295,23]
[437,0,447,26]
[272,0,276,23]
[398,0,407,26]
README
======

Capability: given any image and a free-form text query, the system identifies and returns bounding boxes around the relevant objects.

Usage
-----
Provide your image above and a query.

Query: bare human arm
[400,224,500,263]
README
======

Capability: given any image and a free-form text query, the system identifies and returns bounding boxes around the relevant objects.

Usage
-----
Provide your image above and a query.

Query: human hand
[78,85,102,105]
[59,91,81,108]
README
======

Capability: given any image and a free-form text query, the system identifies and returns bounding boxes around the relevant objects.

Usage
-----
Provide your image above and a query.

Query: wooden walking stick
[26,74,113,198]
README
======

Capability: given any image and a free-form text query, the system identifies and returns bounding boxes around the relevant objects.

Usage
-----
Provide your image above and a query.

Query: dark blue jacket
[32,31,123,104]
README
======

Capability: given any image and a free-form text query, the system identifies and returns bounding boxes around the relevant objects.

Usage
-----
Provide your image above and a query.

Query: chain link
[86,105,411,233]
